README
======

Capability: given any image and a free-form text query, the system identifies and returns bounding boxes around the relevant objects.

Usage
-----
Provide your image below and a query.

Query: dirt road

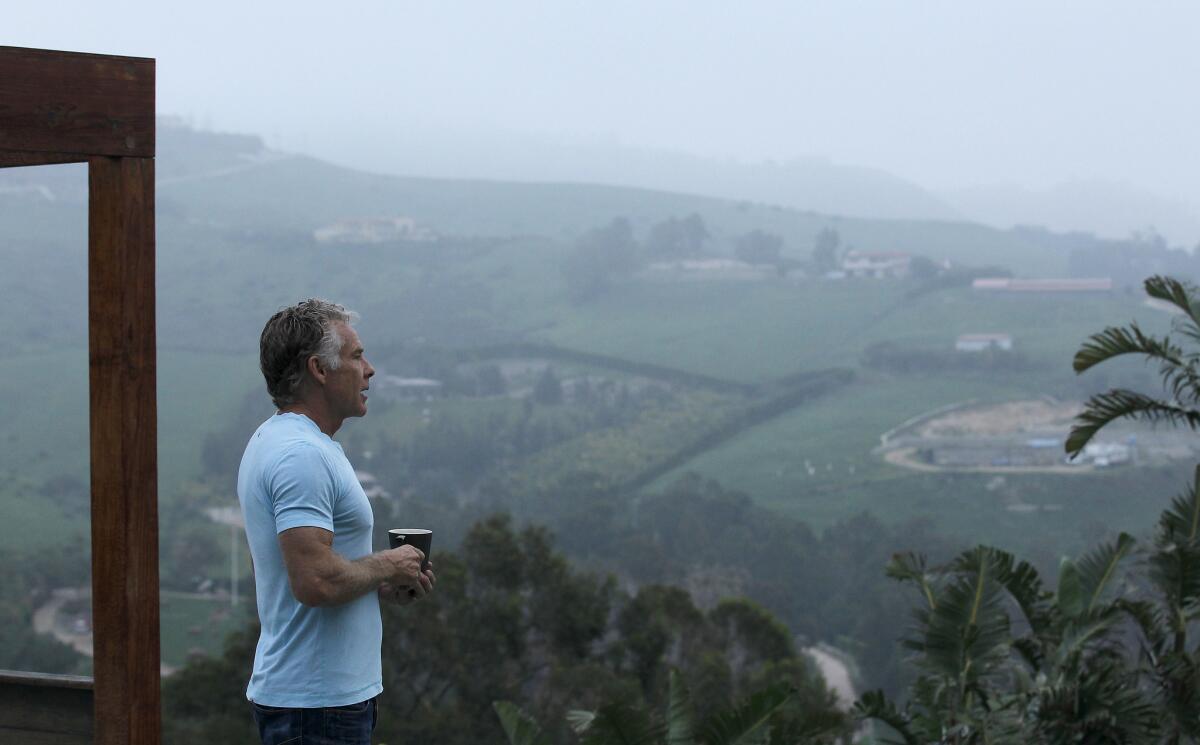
[804,645,856,710]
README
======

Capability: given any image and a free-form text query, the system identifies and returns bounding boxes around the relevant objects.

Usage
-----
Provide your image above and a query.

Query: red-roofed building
[971,278,1113,292]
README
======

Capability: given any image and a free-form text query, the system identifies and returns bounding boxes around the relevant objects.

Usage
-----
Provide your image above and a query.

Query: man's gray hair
[259,299,360,408]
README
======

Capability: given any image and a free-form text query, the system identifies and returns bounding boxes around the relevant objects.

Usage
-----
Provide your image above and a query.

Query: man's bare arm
[278,526,429,607]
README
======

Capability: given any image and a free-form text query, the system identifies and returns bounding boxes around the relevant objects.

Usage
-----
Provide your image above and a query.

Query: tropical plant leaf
[493,701,552,745]
[1072,322,1185,375]
[1056,533,1135,620]
[667,669,696,745]
[952,546,1049,635]
[1145,275,1200,338]
[1071,311,1200,405]
[1065,389,1200,457]
[1116,598,1167,661]
[577,701,662,745]
[697,682,791,745]
[1035,661,1160,742]
[886,552,937,610]
[1159,464,1200,546]
[1148,466,1200,638]
[567,709,597,734]
[852,690,920,745]
[918,548,1012,686]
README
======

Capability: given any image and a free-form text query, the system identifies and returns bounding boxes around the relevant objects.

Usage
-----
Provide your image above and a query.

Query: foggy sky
[9,1,1200,218]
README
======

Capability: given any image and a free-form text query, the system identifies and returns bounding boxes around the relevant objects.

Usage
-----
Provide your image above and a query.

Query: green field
[538,279,904,383]
[0,348,258,553]
[159,593,256,670]
[645,369,1189,558]
[2,127,1192,567]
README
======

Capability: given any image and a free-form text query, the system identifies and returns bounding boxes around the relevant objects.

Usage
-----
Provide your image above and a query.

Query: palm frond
[1072,322,1184,374]
[952,546,1049,634]
[1038,661,1161,742]
[1072,319,1200,411]
[1159,464,1200,546]
[1150,466,1200,630]
[667,669,697,745]
[1065,389,1200,457]
[1056,533,1135,620]
[1145,275,1200,338]
[852,690,920,745]
[576,702,662,745]
[1116,598,1168,660]
[567,710,597,735]
[886,552,937,610]
[494,701,552,745]
[919,548,1011,684]
[698,683,791,745]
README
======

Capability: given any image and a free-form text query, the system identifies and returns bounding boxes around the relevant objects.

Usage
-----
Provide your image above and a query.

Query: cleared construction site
[879,398,1200,474]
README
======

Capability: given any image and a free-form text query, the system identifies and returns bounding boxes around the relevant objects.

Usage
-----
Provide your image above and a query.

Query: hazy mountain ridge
[314,126,966,224]
[943,180,1200,249]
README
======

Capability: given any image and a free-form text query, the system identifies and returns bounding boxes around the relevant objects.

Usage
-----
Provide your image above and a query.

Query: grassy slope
[0,143,1173,561]
[164,156,1060,274]
[0,348,257,552]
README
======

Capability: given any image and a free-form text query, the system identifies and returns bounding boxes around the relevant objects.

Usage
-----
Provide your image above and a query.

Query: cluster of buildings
[920,438,1133,469]
[313,216,437,244]
[642,258,777,281]
[839,251,914,279]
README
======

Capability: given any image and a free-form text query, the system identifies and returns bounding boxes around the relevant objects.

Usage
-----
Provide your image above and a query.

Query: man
[238,299,435,745]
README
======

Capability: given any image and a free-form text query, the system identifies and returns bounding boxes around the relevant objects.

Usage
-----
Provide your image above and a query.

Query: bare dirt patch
[911,399,1079,439]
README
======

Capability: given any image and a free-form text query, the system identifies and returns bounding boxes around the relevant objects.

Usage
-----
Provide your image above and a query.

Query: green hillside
[0,125,1184,565]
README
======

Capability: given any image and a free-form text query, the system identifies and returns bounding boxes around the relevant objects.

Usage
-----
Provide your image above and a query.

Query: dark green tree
[908,255,939,280]
[734,230,784,268]
[646,214,709,260]
[811,228,841,272]
[533,367,564,406]
[496,667,848,745]
[563,217,639,302]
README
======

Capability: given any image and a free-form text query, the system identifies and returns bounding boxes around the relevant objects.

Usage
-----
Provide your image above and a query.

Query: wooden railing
[0,669,94,744]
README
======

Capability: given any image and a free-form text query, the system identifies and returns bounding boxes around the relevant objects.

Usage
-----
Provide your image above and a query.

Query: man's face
[324,322,374,420]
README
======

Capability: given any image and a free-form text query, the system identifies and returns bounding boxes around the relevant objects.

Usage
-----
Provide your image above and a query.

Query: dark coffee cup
[388,528,432,572]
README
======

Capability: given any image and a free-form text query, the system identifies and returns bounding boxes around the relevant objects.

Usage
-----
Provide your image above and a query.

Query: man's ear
[306,355,328,386]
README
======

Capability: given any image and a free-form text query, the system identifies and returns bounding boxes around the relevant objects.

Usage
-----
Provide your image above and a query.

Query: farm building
[642,258,774,281]
[956,333,1013,352]
[842,251,911,279]
[314,216,437,244]
[378,375,444,399]
[972,278,1113,292]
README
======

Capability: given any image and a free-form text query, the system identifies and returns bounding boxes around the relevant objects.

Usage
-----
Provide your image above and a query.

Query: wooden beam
[0,47,154,159]
[0,670,93,745]
[0,151,86,168]
[88,155,159,745]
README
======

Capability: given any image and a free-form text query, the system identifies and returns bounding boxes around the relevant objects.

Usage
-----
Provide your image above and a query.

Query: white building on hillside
[314,216,437,244]
[842,251,911,279]
[956,333,1013,352]
[378,375,444,400]
[642,258,773,281]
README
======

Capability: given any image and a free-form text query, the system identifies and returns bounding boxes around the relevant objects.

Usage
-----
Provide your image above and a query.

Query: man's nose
[365,359,375,378]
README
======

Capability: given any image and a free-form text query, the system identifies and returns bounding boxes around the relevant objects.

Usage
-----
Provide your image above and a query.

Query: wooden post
[1,45,159,744]
[89,154,159,745]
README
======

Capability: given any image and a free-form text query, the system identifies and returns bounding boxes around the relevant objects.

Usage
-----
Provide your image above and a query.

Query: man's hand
[380,545,427,587]
[379,561,436,605]
[278,527,434,607]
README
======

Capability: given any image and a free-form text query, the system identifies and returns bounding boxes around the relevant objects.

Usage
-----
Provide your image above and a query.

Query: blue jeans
[251,697,378,745]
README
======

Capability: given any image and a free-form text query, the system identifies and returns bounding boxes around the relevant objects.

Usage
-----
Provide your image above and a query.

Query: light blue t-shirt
[237,412,383,707]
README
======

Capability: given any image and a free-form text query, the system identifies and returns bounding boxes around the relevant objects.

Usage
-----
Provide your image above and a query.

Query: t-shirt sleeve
[267,444,338,533]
